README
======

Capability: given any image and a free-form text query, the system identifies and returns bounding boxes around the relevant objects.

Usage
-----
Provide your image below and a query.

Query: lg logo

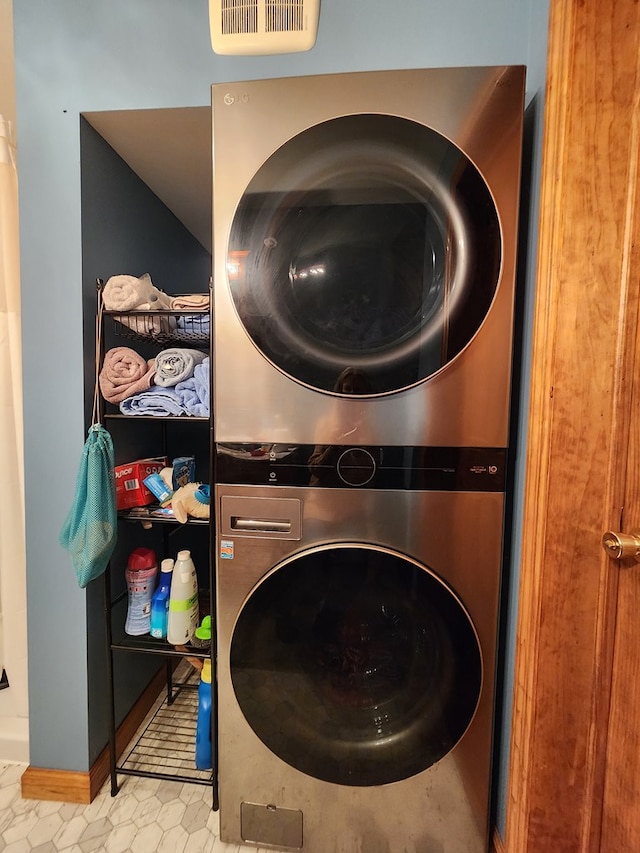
[223,92,249,106]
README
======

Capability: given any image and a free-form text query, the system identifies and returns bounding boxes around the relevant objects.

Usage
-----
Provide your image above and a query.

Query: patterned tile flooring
[0,760,222,853]
[0,760,291,853]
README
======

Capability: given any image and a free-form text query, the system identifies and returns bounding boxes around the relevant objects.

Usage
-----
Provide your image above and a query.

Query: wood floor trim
[21,666,167,804]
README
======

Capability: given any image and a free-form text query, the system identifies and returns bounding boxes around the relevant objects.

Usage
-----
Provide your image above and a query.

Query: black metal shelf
[116,668,213,788]
[109,586,211,660]
[97,278,218,810]
[110,636,211,658]
[104,413,209,422]
[118,508,209,525]
[105,307,209,347]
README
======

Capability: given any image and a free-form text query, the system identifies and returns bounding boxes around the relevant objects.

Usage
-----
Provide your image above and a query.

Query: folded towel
[170,294,210,310]
[174,358,210,417]
[176,314,210,336]
[115,312,177,338]
[103,273,172,312]
[119,385,188,417]
[194,357,210,412]
[99,347,156,404]
[174,379,208,417]
[155,348,207,387]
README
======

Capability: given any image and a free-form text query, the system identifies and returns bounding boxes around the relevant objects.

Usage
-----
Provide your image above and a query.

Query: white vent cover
[209,0,320,55]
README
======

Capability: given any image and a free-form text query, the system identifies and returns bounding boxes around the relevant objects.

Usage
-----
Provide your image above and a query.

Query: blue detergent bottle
[195,658,213,770]
[149,558,174,639]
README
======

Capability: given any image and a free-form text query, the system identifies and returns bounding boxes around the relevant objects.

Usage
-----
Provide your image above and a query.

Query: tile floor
[0,761,225,853]
[0,661,283,853]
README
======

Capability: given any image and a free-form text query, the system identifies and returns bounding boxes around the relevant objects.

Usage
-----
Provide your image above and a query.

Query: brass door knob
[602,530,640,561]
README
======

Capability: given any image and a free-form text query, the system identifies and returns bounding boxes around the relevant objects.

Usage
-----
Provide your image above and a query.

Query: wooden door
[505,1,640,851]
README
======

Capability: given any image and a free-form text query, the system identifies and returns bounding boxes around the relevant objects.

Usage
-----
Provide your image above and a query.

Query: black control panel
[216,443,507,492]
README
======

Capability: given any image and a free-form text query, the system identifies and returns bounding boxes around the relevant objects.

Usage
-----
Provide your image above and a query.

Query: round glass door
[230,545,482,786]
[227,114,501,396]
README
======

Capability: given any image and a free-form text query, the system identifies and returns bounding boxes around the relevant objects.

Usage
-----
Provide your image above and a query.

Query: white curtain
[0,113,26,695]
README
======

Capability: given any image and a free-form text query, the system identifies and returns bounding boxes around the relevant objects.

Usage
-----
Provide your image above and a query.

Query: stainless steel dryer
[214,445,506,852]
[211,66,525,448]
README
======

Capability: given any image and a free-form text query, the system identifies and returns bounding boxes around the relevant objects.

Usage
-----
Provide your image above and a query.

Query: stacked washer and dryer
[211,67,525,853]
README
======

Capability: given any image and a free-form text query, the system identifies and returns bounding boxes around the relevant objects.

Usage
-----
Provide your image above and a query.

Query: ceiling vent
[209,0,320,55]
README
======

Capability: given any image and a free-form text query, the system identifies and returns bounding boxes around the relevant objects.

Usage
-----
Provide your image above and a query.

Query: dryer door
[229,543,482,786]
[227,114,501,396]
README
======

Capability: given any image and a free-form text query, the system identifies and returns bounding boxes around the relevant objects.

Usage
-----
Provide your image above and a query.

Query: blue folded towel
[119,385,188,417]
[177,315,210,335]
[174,358,210,417]
[155,348,207,387]
[194,358,209,412]
[174,380,208,417]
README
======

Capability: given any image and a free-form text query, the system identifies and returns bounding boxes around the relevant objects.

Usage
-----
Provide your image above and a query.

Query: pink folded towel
[99,347,156,404]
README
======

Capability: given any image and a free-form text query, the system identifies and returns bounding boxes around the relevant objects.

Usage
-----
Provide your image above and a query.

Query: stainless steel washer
[212,66,524,448]
[212,66,523,852]
[215,444,506,852]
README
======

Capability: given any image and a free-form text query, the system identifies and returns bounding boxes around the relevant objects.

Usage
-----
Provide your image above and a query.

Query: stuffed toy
[171,483,210,524]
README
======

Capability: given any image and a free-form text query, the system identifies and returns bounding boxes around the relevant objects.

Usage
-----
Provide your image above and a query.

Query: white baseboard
[0,716,29,763]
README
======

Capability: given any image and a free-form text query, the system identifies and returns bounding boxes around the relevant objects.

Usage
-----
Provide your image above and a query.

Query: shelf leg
[166,658,174,705]
[104,564,119,796]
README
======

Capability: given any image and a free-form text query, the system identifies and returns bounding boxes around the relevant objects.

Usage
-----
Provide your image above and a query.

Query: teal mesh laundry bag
[59,423,118,588]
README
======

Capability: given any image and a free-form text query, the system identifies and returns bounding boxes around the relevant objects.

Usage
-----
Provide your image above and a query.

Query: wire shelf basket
[106,310,210,347]
[118,674,212,786]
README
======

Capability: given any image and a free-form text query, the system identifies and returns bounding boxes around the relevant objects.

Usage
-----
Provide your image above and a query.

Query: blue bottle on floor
[195,658,212,770]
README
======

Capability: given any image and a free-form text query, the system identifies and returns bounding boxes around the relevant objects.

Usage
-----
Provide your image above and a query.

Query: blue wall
[13,0,548,833]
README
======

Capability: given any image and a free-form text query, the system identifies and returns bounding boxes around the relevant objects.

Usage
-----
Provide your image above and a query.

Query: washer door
[227,114,501,396]
[230,544,482,786]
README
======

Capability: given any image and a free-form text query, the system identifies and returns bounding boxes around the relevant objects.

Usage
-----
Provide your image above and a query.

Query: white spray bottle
[166,549,199,645]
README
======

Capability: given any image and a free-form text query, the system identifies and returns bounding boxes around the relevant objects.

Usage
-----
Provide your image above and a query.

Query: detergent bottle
[166,549,199,645]
[149,558,174,639]
[124,547,157,636]
[195,658,213,770]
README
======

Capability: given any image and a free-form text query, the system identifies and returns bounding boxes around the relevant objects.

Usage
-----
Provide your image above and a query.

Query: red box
[114,457,168,510]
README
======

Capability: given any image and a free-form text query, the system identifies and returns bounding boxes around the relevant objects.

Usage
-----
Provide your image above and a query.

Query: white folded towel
[170,293,210,310]
[155,348,208,387]
[103,273,172,311]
